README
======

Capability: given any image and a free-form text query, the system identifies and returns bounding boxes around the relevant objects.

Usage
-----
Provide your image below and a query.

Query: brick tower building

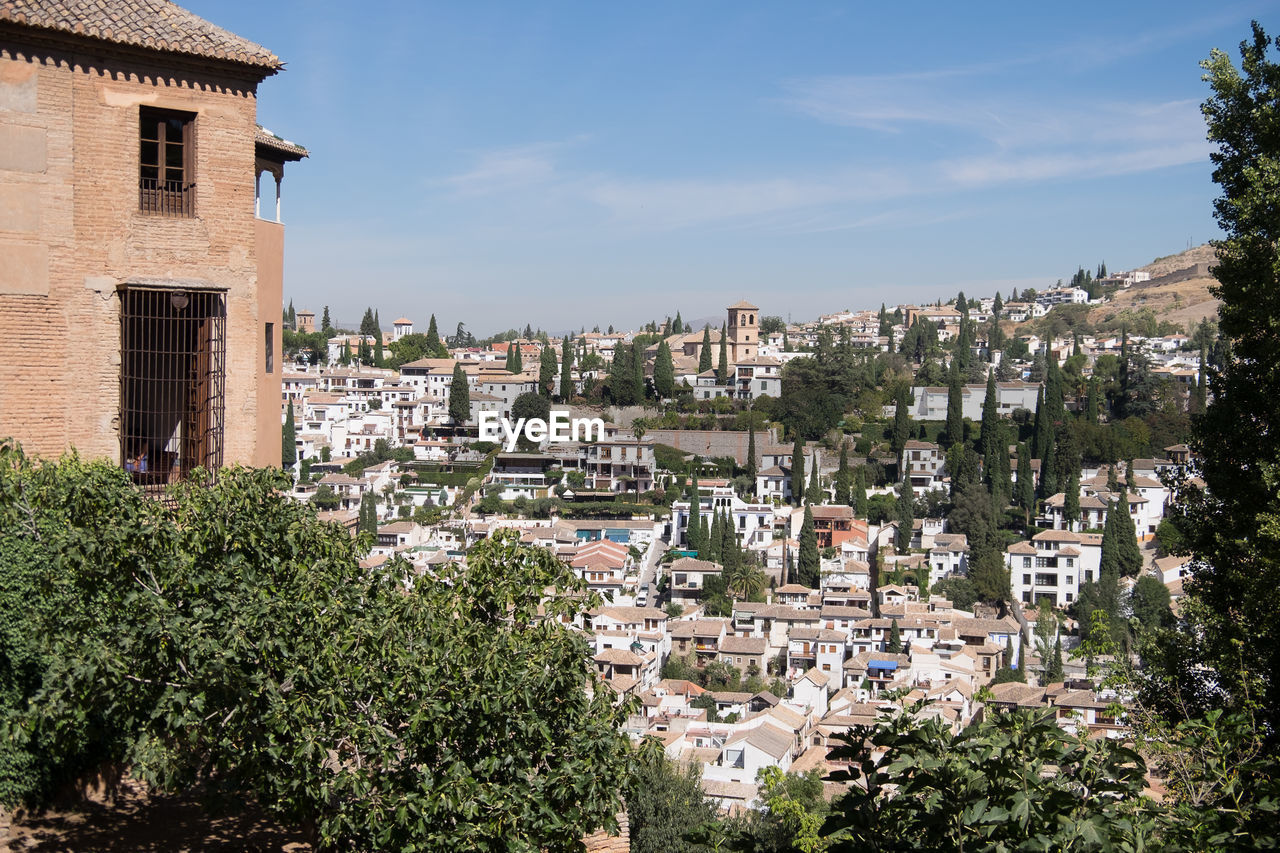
[0,0,306,482]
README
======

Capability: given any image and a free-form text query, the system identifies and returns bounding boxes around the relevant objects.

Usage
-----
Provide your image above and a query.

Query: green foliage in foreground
[0,443,636,851]
[824,706,1160,852]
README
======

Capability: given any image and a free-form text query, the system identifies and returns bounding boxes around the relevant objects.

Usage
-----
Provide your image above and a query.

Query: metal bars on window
[119,287,226,491]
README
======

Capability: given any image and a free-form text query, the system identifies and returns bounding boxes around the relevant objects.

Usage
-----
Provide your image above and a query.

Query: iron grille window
[139,107,195,216]
[120,287,226,490]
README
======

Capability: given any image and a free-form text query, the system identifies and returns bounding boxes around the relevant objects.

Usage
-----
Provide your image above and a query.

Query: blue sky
[190,1,1274,335]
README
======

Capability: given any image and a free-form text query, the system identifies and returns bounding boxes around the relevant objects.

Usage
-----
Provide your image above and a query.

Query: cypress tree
[1032,385,1049,461]
[538,345,557,398]
[687,471,703,552]
[631,339,646,402]
[896,470,914,552]
[887,619,902,654]
[708,510,724,564]
[374,335,384,367]
[559,337,574,402]
[1038,423,1058,501]
[717,323,730,384]
[672,311,684,334]
[321,305,331,334]
[1063,467,1081,531]
[448,363,470,423]
[835,442,852,506]
[892,384,911,465]
[782,330,790,351]
[746,424,758,482]
[341,340,352,366]
[1192,347,1208,415]
[359,491,378,536]
[653,340,675,398]
[1047,635,1065,682]
[798,505,819,588]
[980,371,1001,498]
[790,437,806,507]
[945,360,964,449]
[1016,442,1035,518]
[699,327,713,373]
[282,404,296,469]
[1085,376,1101,423]
[807,453,823,504]
[853,466,868,518]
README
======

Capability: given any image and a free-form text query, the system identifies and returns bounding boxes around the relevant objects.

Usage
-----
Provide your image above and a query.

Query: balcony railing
[139,178,194,217]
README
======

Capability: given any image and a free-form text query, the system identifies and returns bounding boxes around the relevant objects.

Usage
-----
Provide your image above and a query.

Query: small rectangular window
[139,108,195,216]
[265,323,275,373]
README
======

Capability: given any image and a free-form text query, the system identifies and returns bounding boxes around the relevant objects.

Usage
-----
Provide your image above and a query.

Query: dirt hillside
[1087,245,1221,333]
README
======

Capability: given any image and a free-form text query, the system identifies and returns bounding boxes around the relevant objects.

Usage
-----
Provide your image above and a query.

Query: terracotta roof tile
[1,0,283,71]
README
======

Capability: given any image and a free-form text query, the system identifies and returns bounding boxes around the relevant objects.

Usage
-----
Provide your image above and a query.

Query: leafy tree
[281,404,296,470]
[699,327,713,373]
[653,340,675,399]
[791,437,806,507]
[0,454,638,848]
[448,362,470,423]
[932,576,977,611]
[968,548,1010,606]
[824,706,1160,851]
[1131,575,1174,634]
[797,505,819,588]
[625,750,718,853]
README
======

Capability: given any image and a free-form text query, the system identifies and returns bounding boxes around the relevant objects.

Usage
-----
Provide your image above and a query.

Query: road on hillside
[637,537,667,605]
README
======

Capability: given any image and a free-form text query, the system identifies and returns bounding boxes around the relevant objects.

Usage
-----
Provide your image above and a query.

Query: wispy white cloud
[441,137,590,196]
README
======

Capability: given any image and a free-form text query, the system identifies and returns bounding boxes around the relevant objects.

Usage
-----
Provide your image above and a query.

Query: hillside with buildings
[1089,244,1221,333]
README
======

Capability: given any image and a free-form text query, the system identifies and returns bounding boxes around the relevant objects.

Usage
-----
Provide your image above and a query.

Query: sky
[189,0,1277,335]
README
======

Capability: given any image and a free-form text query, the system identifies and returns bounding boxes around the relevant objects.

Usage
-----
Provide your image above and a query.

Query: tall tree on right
[944,359,964,449]
[790,437,806,507]
[716,323,729,385]
[797,505,819,588]
[652,340,675,399]
[281,404,296,470]
[558,336,574,402]
[448,363,470,424]
[891,384,911,465]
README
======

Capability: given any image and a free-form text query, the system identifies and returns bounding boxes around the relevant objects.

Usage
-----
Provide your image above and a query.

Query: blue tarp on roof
[869,660,899,670]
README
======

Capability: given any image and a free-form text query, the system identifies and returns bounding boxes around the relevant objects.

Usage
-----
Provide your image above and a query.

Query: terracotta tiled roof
[1,0,283,70]
[255,126,308,159]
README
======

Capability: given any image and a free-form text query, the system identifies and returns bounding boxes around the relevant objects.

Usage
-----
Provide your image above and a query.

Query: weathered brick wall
[0,35,274,466]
